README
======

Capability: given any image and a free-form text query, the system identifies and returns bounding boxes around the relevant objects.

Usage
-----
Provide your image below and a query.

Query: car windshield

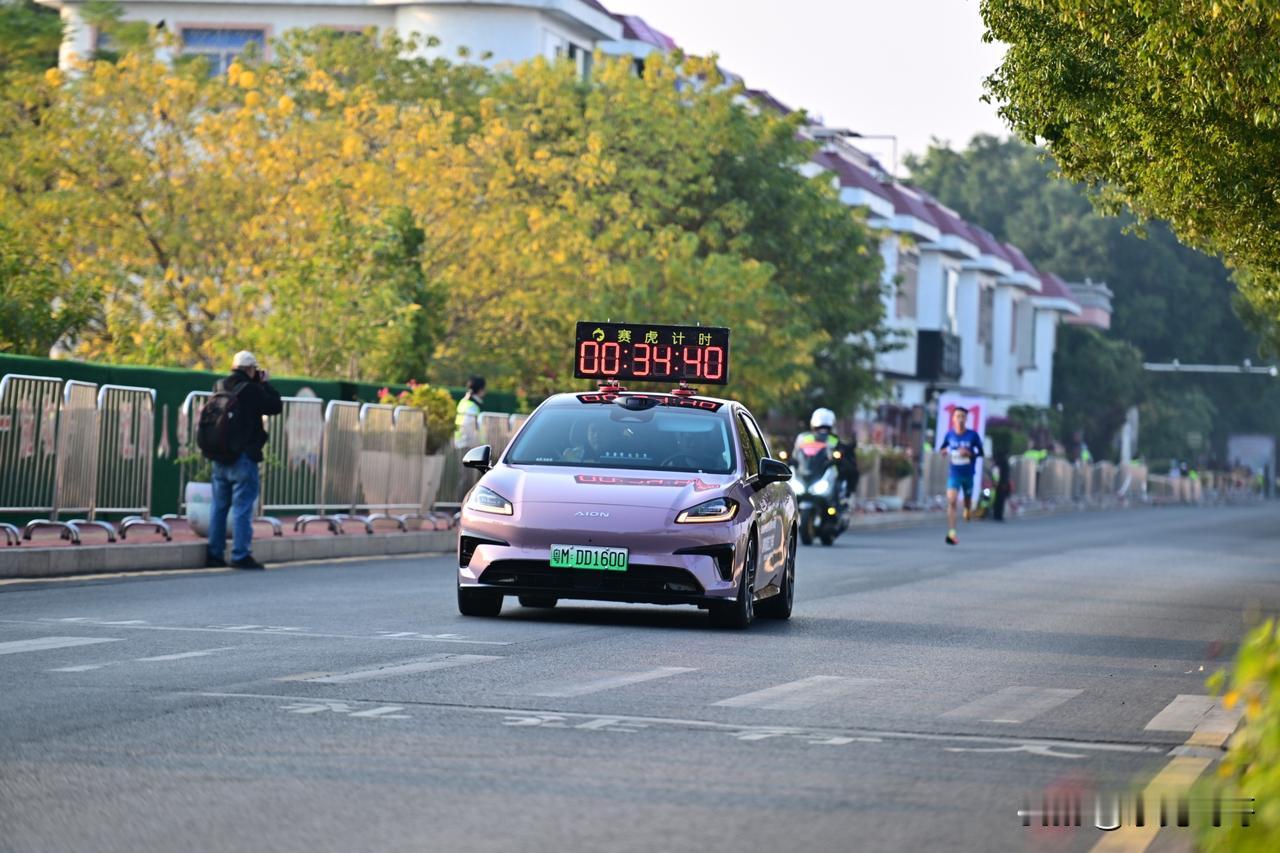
[505,402,736,474]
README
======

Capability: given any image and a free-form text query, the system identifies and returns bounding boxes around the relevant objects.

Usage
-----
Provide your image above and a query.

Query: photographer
[203,351,282,570]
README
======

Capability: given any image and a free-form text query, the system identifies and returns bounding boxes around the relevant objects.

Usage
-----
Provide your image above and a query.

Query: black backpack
[196,380,249,462]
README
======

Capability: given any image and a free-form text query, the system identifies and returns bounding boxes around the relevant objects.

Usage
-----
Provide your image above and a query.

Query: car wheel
[457,579,503,617]
[757,529,795,620]
[711,536,755,629]
[518,595,558,609]
[820,532,834,546]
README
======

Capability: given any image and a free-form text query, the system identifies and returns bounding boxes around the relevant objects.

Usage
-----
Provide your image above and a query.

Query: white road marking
[1144,694,1238,734]
[49,664,107,672]
[0,636,122,656]
[3,618,512,645]
[349,706,411,719]
[290,653,502,684]
[134,647,238,662]
[940,686,1084,724]
[194,692,1167,754]
[712,676,883,710]
[526,666,697,698]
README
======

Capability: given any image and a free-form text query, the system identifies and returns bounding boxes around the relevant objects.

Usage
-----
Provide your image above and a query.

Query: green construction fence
[0,352,518,523]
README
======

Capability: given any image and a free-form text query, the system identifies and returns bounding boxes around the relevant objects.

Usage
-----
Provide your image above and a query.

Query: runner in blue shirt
[940,407,984,546]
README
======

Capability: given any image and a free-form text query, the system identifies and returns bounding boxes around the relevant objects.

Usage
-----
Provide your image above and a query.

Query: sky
[608,0,1011,175]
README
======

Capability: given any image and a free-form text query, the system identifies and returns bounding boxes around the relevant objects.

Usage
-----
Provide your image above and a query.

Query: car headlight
[468,485,513,516]
[811,478,831,496]
[675,497,738,524]
[789,478,805,496]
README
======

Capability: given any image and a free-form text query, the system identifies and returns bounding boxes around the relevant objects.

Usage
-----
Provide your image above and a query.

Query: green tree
[981,0,1280,349]
[0,0,61,76]
[1051,325,1146,459]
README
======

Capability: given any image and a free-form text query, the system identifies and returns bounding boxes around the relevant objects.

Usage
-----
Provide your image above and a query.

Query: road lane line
[349,706,411,719]
[940,686,1083,724]
[526,667,697,698]
[0,636,122,656]
[135,647,238,662]
[49,664,107,672]
[712,676,883,710]
[1090,699,1243,853]
[288,654,502,684]
[0,618,512,645]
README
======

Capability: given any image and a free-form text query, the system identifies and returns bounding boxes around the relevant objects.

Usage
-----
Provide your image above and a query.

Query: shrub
[379,382,456,454]
[1200,619,1280,851]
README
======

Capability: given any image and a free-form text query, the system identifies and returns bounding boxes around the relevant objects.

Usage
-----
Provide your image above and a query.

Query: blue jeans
[208,453,260,562]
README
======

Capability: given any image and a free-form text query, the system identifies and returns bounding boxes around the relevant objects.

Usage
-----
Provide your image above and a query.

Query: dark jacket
[215,370,283,463]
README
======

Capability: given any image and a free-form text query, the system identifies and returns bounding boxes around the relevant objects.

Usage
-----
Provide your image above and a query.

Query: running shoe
[945,529,958,546]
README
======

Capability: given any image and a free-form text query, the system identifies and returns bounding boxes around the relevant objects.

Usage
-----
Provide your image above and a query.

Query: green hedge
[0,353,517,520]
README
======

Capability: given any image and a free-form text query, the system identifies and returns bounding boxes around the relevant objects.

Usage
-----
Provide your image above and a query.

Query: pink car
[456,391,799,628]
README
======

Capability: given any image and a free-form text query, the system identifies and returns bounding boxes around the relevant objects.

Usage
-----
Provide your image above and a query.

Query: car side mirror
[756,457,792,487]
[462,445,493,472]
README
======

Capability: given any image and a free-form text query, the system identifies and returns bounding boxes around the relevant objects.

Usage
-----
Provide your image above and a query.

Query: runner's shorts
[947,471,975,496]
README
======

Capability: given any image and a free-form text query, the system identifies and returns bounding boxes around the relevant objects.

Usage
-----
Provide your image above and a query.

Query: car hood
[487,464,738,511]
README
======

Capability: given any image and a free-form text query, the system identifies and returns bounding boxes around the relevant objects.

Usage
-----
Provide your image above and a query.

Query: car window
[505,403,735,474]
[742,413,770,462]
[735,412,760,477]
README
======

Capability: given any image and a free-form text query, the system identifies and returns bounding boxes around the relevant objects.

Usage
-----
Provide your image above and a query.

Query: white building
[809,136,1080,416]
[39,0,623,73]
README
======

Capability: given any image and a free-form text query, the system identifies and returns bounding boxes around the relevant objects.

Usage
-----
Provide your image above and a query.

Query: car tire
[458,581,503,617]
[757,529,795,620]
[820,533,834,546]
[518,595,558,609]
[710,536,755,629]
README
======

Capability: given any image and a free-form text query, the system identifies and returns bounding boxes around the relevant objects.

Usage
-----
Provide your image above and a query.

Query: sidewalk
[0,516,456,580]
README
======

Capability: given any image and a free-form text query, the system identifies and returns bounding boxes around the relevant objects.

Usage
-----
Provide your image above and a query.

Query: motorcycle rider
[793,408,859,501]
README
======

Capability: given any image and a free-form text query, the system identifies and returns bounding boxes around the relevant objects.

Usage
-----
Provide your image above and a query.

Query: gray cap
[232,351,258,369]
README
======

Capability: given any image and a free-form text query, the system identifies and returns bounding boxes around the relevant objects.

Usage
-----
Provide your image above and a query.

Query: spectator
[204,351,282,570]
[454,375,486,449]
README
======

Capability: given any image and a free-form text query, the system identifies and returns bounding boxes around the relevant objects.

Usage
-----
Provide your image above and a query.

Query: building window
[181,28,266,75]
[545,30,591,78]
[895,250,918,320]
[1015,299,1036,368]
[979,286,994,365]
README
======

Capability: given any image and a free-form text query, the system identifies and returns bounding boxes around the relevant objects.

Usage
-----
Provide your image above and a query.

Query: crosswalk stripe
[940,686,1083,724]
[0,636,122,656]
[527,667,697,698]
[712,676,883,710]
[289,654,502,684]
[1144,694,1218,731]
[134,647,238,662]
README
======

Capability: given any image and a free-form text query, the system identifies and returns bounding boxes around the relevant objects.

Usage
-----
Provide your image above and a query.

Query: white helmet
[810,408,836,430]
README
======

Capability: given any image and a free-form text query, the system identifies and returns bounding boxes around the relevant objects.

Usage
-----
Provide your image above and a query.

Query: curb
[0,529,457,580]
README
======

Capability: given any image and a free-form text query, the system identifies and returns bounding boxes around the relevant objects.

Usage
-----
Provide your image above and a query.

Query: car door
[737,409,785,582]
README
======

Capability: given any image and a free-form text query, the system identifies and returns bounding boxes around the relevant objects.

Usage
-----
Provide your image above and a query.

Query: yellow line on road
[1090,700,1241,853]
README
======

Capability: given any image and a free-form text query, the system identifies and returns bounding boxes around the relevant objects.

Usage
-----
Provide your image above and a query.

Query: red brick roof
[812,150,894,203]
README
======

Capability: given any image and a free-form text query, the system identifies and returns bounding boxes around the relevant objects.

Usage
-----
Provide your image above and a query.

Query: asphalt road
[2,503,1276,853]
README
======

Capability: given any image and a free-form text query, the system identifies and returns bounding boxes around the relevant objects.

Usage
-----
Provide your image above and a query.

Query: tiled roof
[812,150,894,203]
[1002,241,1040,277]
[883,183,941,228]
[966,224,1014,264]
[746,88,794,116]
[921,194,980,244]
[618,14,678,49]
[1038,272,1079,303]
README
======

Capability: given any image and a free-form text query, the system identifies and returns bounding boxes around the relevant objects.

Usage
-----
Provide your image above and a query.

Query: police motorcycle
[782,409,851,547]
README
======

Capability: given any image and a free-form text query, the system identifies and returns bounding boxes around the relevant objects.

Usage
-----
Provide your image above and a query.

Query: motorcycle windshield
[795,446,833,482]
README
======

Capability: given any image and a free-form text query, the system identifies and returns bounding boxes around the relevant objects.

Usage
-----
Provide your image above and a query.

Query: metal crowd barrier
[1,374,61,545]
[172,390,211,519]
[31,380,115,543]
[298,401,365,533]
[93,385,170,540]
[258,396,325,534]
[479,412,514,459]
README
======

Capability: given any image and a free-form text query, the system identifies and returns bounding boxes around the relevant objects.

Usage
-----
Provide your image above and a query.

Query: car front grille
[479,560,705,596]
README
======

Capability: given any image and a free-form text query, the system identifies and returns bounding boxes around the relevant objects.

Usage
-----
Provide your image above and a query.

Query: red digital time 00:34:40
[572,322,732,385]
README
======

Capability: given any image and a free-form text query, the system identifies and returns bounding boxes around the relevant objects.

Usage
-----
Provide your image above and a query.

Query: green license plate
[550,544,629,571]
